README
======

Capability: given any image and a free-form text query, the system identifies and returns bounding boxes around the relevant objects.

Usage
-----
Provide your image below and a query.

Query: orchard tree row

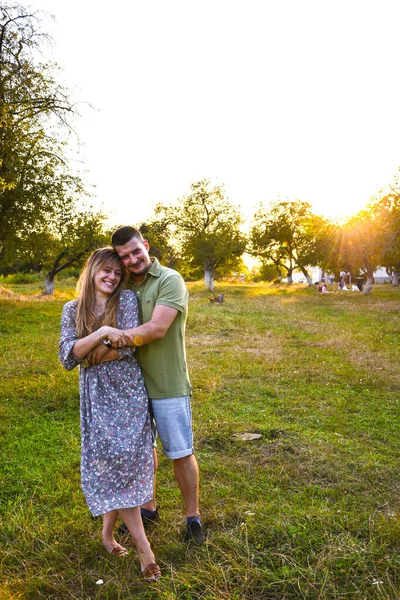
[138,178,400,295]
[1,5,399,295]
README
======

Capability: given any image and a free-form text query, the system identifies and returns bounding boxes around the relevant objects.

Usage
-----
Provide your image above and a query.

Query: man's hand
[104,327,134,347]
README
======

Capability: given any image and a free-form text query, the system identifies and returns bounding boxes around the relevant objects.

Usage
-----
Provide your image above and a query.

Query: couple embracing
[59,226,205,583]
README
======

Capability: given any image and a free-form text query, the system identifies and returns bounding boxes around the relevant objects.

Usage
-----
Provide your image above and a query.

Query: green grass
[1,282,399,599]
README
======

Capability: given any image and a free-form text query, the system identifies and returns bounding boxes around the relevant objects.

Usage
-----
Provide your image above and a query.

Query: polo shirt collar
[147,257,161,278]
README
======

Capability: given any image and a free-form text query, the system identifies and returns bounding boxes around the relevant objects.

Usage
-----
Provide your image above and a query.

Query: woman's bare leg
[118,507,158,573]
[102,510,127,556]
[141,448,158,512]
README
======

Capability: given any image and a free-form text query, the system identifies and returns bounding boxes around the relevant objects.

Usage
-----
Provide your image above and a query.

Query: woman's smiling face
[94,261,122,298]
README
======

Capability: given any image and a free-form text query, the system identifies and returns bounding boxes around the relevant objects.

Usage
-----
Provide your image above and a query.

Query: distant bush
[57,268,80,280]
[253,263,278,282]
[0,268,79,286]
[0,272,43,284]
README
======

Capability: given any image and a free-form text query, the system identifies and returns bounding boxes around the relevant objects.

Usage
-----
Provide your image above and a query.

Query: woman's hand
[87,343,111,365]
[73,326,133,361]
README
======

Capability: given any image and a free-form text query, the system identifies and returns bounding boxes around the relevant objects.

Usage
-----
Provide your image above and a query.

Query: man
[111,225,205,545]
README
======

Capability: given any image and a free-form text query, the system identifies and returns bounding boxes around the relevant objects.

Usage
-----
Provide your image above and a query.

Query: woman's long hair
[75,247,125,338]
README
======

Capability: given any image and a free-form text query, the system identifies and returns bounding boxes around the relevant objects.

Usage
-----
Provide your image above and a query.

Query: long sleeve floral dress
[59,290,153,517]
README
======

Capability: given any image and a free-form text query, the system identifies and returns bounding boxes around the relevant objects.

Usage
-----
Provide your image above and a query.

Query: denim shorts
[149,396,194,459]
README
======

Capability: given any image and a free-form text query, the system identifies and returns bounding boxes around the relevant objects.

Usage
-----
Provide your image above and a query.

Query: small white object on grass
[232,433,262,441]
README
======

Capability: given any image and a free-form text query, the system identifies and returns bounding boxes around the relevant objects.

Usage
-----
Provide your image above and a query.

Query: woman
[59,247,161,582]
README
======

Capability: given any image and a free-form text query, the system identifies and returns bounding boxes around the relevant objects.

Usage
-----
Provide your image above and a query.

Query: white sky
[27,0,400,227]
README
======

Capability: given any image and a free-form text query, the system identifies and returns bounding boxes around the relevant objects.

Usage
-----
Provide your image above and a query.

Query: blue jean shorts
[149,396,194,459]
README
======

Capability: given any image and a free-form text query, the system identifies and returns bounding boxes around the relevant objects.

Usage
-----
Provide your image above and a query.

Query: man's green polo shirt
[126,258,191,399]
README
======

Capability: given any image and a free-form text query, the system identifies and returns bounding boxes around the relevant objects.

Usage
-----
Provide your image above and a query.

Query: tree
[334,208,385,295]
[0,4,81,265]
[43,207,108,295]
[137,218,180,269]
[13,187,108,294]
[250,199,325,285]
[374,175,400,286]
[380,195,400,285]
[253,261,281,282]
[326,169,400,292]
[154,180,247,290]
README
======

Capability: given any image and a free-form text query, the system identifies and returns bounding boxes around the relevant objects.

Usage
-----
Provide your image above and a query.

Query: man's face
[114,237,152,278]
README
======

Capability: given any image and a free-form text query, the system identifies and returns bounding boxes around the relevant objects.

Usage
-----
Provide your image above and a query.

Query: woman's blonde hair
[75,247,125,337]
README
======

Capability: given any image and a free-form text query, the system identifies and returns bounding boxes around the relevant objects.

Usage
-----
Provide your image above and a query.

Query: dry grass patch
[0,287,71,302]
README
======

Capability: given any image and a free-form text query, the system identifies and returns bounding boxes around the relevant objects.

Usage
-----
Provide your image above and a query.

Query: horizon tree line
[1,5,399,295]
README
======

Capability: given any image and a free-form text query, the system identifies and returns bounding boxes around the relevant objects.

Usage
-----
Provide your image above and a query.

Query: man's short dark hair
[111,226,144,247]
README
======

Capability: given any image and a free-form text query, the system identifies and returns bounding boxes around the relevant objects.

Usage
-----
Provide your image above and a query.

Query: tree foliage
[329,199,397,294]
[154,179,247,289]
[0,4,82,265]
[137,218,180,270]
[250,199,327,285]
[43,195,108,294]
[340,211,383,293]
[374,173,400,285]
[380,197,400,285]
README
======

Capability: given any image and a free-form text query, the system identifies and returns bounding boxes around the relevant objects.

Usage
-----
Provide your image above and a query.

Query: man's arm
[123,304,178,346]
[89,305,178,362]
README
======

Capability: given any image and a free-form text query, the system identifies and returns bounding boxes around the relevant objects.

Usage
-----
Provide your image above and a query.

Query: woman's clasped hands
[87,327,134,365]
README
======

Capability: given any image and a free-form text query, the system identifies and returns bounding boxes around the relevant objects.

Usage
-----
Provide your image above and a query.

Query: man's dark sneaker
[183,520,206,545]
[117,507,160,535]
[117,522,129,536]
[141,506,160,522]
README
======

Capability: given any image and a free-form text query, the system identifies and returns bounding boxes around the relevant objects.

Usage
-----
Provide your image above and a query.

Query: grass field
[0,281,399,599]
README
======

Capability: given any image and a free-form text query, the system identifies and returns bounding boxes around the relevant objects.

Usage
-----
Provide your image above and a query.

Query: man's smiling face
[114,236,152,281]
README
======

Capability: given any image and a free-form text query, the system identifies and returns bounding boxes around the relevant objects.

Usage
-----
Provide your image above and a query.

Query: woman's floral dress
[59,290,153,517]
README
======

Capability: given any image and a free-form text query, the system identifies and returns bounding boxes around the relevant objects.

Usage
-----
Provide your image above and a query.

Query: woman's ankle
[136,541,155,567]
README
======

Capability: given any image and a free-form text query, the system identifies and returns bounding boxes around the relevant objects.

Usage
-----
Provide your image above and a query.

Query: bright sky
[27,0,400,227]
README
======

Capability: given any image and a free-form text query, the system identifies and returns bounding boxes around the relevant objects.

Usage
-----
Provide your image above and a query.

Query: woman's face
[93,261,122,298]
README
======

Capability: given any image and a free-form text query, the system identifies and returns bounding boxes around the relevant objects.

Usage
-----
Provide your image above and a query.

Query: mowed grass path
[0,282,399,599]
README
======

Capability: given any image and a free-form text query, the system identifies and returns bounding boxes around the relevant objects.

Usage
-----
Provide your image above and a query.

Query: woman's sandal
[141,563,162,582]
[103,541,128,557]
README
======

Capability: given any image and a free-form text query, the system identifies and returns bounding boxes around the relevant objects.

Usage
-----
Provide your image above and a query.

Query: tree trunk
[286,268,293,285]
[44,271,55,295]
[274,264,283,282]
[392,271,400,286]
[42,249,86,294]
[362,263,375,295]
[204,267,215,291]
[363,276,374,294]
[299,265,313,286]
